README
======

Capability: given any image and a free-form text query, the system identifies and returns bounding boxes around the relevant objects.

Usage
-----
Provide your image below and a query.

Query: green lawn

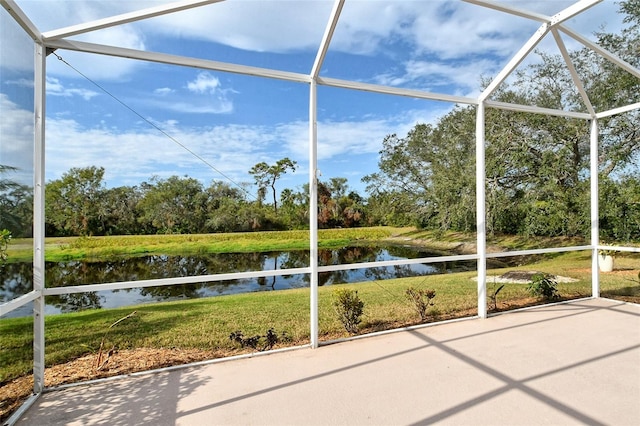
[5,227,403,262]
[4,248,637,386]
[2,230,639,412]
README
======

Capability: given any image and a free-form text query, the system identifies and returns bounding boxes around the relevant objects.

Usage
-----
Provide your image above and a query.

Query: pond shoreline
[1,245,477,317]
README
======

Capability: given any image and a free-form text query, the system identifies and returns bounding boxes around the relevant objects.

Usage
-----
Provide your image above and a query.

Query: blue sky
[0,0,625,198]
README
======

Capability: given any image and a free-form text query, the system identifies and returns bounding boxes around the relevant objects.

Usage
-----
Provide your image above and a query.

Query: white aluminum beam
[485,245,593,258]
[476,102,487,319]
[590,119,600,297]
[464,0,602,27]
[552,29,595,117]
[43,267,311,296]
[597,245,640,254]
[485,100,591,120]
[33,41,47,395]
[311,0,344,79]
[462,0,550,23]
[0,290,40,317]
[42,0,224,41]
[309,80,319,348]
[0,0,41,41]
[596,102,640,119]
[479,22,549,101]
[317,254,479,273]
[318,76,477,105]
[4,393,41,426]
[549,0,602,27]
[559,25,640,80]
[44,39,311,84]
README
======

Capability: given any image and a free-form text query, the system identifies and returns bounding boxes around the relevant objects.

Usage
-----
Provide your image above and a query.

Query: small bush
[528,273,560,300]
[333,288,365,334]
[229,328,286,351]
[405,287,436,322]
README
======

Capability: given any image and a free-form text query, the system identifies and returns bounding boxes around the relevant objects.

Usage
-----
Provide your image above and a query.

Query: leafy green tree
[317,179,365,228]
[0,228,11,263]
[363,116,475,231]
[484,103,592,237]
[328,177,348,199]
[579,0,639,176]
[279,187,308,229]
[364,1,638,238]
[103,186,142,235]
[203,180,257,232]
[137,175,207,234]
[45,166,107,236]
[600,174,640,241]
[339,191,365,228]
[249,157,297,214]
[0,165,32,237]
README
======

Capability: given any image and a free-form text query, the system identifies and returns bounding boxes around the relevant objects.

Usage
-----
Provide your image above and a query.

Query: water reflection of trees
[2,246,475,314]
[0,261,32,301]
[45,292,104,313]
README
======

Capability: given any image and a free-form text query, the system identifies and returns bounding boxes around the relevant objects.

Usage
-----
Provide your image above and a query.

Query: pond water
[1,245,475,317]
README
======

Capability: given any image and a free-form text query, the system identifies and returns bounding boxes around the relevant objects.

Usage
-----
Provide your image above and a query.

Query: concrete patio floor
[17,298,640,425]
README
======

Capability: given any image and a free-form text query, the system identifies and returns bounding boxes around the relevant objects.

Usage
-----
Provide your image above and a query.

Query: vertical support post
[476,102,487,318]
[309,79,319,348]
[33,41,46,393]
[590,118,599,297]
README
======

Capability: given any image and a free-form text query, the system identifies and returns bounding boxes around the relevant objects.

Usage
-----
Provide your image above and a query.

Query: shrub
[332,288,365,334]
[527,273,560,300]
[405,287,436,322]
[229,328,286,351]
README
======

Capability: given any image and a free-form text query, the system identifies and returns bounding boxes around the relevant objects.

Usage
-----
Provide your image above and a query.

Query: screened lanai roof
[2,0,639,193]
[15,0,624,80]
[5,0,639,103]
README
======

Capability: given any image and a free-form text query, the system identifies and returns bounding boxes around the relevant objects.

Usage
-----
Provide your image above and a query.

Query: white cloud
[0,94,34,185]
[6,79,34,88]
[44,117,279,187]
[13,1,623,59]
[46,77,100,100]
[0,10,35,72]
[154,87,174,96]
[147,1,331,53]
[282,107,449,162]
[187,72,221,94]
[159,100,233,115]
[141,72,235,114]
[14,1,147,81]
[374,59,500,94]
[46,24,147,81]
[42,102,451,190]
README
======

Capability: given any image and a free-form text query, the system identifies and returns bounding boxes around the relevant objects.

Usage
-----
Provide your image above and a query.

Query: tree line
[40,165,366,236]
[0,1,638,241]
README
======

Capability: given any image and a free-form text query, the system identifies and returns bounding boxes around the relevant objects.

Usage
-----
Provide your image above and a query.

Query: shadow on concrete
[17,299,640,425]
